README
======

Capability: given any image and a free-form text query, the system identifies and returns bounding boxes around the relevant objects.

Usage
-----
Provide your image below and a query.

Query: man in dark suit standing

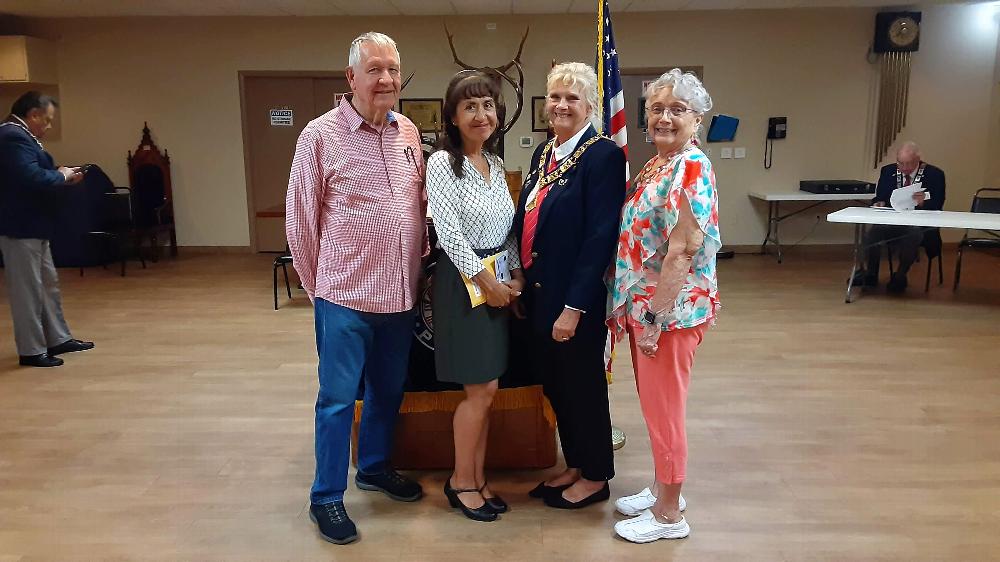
[0,91,94,367]
[854,141,946,293]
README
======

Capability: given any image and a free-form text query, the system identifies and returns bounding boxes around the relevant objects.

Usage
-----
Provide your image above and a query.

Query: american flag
[597,0,627,380]
[597,0,629,181]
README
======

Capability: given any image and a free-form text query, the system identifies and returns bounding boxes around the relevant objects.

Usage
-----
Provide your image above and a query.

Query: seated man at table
[853,142,946,293]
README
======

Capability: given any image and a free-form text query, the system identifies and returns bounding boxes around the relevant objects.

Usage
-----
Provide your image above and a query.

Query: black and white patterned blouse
[425,150,521,278]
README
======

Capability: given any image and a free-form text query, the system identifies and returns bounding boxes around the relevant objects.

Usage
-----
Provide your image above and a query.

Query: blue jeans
[310,298,415,505]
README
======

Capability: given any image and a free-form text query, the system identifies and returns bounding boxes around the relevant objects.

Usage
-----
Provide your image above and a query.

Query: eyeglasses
[645,105,697,118]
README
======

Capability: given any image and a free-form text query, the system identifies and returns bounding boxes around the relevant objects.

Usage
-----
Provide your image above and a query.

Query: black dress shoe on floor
[18,353,63,368]
[444,480,497,522]
[886,273,908,294]
[355,468,423,502]
[543,482,610,509]
[528,481,570,499]
[850,271,878,288]
[47,339,95,356]
[309,501,358,545]
[480,482,508,514]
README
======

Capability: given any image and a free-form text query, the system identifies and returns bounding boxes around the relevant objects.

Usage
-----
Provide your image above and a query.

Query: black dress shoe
[355,468,423,502]
[886,273,908,294]
[19,353,63,368]
[850,271,878,288]
[47,339,95,356]
[444,479,497,522]
[528,481,570,499]
[543,482,610,509]
[309,501,358,545]
[480,482,508,514]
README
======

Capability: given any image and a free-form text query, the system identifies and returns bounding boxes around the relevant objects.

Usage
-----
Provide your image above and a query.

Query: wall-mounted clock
[874,11,921,53]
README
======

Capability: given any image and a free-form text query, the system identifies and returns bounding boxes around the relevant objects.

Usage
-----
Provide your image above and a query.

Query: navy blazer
[872,162,946,211]
[512,126,626,338]
[0,118,65,240]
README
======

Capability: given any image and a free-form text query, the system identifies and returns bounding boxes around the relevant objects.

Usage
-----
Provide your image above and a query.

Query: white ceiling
[0,0,970,18]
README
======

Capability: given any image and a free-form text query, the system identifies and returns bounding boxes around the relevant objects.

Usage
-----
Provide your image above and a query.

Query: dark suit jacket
[872,162,946,211]
[0,117,65,240]
[512,126,626,339]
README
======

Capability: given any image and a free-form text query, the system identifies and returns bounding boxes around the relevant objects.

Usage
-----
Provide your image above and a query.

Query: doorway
[239,73,349,252]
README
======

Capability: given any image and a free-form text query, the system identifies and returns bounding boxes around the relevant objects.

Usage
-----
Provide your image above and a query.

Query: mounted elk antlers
[445,24,529,135]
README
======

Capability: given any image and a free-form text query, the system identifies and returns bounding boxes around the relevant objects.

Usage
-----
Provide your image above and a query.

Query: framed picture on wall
[399,98,444,132]
[531,96,549,132]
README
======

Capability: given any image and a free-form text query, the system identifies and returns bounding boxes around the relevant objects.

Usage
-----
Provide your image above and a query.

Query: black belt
[472,246,503,259]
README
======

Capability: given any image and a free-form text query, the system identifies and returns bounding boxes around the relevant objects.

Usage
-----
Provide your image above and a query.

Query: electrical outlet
[734,147,746,159]
[720,147,733,159]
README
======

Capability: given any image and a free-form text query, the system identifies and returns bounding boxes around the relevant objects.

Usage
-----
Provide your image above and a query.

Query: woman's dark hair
[439,71,504,178]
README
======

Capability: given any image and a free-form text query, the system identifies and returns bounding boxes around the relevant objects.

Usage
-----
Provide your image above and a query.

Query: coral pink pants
[627,323,708,485]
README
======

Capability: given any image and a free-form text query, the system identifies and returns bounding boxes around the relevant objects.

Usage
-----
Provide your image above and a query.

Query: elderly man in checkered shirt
[286,31,428,545]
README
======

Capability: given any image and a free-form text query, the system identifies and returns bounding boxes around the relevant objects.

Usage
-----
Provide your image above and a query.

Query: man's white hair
[897,141,921,159]
[348,32,399,69]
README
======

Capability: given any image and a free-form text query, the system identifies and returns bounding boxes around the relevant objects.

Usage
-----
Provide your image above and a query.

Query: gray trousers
[0,236,73,356]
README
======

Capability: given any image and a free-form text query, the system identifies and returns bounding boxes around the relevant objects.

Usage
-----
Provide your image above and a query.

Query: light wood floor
[1,247,999,561]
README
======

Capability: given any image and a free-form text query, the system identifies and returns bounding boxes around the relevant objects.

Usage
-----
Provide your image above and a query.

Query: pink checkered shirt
[285,95,427,313]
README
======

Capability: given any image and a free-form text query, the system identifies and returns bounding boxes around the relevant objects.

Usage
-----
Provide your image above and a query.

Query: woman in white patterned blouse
[425,71,524,522]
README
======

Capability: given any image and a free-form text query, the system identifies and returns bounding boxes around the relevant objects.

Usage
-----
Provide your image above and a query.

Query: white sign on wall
[269,108,293,127]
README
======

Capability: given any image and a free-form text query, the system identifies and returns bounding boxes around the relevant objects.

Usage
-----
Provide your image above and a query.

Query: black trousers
[864,224,923,279]
[535,323,615,482]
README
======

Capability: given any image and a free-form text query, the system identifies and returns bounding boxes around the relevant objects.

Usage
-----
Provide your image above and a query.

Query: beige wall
[7,3,998,247]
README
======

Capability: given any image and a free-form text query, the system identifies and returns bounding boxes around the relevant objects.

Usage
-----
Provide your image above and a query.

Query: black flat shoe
[480,482,508,514]
[528,481,570,499]
[18,353,63,368]
[543,482,610,509]
[47,339,94,356]
[444,479,497,522]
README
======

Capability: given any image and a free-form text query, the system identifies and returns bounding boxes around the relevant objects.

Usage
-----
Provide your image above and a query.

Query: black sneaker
[355,468,423,502]
[309,501,358,545]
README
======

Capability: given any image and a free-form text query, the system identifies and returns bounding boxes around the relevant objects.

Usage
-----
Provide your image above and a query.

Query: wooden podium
[352,387,556,470]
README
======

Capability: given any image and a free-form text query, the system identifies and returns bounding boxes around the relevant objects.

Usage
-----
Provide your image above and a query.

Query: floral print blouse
[607,145,721,338]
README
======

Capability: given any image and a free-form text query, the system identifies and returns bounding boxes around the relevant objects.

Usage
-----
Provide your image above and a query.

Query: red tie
[520,153,558,269]
[903,174,912,187]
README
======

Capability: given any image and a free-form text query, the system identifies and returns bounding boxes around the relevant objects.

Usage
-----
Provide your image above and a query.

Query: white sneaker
[615,488,686,516]
[614,510,690,543]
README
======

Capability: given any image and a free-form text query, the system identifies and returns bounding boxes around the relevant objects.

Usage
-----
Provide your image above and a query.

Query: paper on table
[890,182,929,212]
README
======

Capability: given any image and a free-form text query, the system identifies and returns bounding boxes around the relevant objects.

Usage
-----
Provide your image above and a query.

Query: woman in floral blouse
[606,69,721,543]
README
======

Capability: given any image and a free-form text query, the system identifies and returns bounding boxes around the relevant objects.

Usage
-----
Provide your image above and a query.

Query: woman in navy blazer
[512,62,626,509]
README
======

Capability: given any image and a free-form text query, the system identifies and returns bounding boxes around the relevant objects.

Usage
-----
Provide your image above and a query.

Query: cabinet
[0,36,58,84]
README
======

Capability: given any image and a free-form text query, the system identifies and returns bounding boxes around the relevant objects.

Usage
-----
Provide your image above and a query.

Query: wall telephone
[764,116,787,169]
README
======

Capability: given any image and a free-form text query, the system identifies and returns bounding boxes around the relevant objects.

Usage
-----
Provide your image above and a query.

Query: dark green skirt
[432,253,509,385]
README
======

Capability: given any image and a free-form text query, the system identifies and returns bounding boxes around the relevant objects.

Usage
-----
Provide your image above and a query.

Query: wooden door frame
[238,70,347,252]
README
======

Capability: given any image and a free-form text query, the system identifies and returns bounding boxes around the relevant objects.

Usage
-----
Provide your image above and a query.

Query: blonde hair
[546,62,600,123]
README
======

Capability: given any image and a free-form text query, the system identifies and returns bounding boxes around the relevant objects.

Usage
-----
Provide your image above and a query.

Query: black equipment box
[799,180,875,195]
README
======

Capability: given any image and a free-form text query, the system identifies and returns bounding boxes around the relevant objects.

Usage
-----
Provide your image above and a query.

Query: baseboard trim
[179,246,253,254]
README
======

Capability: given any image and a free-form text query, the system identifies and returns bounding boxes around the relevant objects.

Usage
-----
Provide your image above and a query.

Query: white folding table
[749,191,872,263]
[827,207,1000,302]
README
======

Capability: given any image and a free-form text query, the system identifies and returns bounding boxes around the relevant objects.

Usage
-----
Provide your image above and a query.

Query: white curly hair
[644,68,713,114]
[546,62,600,127]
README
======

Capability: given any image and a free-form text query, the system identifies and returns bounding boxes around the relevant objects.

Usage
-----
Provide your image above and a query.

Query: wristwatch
[643,310,659,325]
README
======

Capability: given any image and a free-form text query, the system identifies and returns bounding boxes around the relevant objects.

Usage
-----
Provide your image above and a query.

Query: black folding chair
[273,254,293,310]
[953,188,1000,291]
